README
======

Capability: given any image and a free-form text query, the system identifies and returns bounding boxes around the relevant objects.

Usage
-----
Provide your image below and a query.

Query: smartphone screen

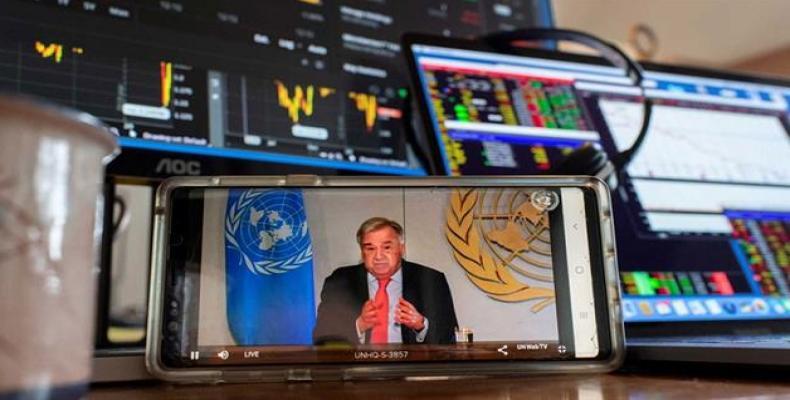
[159,186,611,367]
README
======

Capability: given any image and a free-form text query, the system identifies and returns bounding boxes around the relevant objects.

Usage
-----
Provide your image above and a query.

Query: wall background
[552,0,790,77]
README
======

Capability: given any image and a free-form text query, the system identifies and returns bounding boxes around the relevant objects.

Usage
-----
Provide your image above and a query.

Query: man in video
[313,217,458,345]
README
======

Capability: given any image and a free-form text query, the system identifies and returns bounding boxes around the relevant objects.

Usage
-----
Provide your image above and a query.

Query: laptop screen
[609,67,790,323]
[407,40,790,323]
[409,42,627,176]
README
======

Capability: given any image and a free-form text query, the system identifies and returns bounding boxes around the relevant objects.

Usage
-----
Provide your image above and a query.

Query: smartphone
[146,175,623,382]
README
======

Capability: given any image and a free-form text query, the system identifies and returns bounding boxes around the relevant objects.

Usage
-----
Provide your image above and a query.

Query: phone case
[146,175,624,383]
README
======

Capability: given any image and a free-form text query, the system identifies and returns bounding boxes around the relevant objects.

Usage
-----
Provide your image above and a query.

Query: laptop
[403,34,790,365]
[617,63,790,366]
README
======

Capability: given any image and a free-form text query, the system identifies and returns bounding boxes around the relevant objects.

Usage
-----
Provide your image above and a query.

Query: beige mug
[0,96,117,399]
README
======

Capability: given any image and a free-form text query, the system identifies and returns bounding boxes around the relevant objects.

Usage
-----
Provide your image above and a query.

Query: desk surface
[89,371,790,399]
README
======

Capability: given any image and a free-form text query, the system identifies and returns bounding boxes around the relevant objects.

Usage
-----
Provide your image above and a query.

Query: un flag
[225,188,315,345]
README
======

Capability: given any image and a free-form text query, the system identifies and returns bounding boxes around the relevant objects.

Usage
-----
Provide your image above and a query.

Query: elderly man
[313,217,458,345]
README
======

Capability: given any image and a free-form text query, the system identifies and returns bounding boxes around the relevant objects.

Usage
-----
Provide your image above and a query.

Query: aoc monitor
[0,0,553,179]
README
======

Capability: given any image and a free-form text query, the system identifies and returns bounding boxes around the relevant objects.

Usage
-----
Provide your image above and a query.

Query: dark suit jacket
[313,260,458,345]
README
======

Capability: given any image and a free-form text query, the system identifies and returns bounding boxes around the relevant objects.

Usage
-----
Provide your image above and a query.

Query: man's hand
[395,298,425,331]
[356,300,381,332]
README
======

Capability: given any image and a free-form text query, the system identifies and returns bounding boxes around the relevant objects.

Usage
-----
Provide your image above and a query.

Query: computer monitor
[0,0,553,179]
[0,1,554,360]
[405,36,790,325]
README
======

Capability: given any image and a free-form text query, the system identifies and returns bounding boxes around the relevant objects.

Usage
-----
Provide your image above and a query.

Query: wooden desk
[89,371,790,399]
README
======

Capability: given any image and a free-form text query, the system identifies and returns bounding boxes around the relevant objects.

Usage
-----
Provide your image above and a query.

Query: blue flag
[224,188,316,345]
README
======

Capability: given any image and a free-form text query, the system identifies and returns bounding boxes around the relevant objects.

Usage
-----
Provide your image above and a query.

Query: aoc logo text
[155,158,201,175]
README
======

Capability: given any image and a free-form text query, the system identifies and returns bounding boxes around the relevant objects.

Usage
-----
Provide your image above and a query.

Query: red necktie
[371,278,391,344]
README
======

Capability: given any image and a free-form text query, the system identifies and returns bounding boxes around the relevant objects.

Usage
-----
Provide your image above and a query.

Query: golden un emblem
[446,188,556,312]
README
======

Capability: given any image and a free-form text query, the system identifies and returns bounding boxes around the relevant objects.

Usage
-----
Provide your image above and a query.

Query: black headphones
[482,28,653,181]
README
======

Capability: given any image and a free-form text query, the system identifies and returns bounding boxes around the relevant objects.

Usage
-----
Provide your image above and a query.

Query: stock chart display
[421,65,593,175]
[0,0,549,175]
[431,71,588,130]
[618,210,790,298]
[619,210,790,321]
[591,78,790,322]
[622,271,736,296]
[728,211,790,297]
[0,36,208,145]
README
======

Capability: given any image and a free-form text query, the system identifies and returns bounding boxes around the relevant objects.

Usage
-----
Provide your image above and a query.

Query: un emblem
[445,188,556,312]
[225,189,312,275]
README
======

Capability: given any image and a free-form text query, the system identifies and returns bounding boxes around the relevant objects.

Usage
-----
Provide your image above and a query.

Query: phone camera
[531,190,559,212]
